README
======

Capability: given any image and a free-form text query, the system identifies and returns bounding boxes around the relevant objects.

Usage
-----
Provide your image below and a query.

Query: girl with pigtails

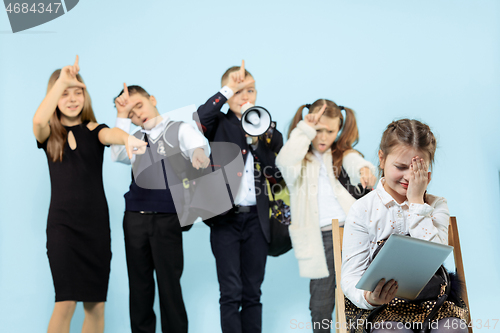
[276,99,377,333]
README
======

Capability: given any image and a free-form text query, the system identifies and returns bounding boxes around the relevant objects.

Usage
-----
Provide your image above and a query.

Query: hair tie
[336,105,347,140]
[305,104,311,109]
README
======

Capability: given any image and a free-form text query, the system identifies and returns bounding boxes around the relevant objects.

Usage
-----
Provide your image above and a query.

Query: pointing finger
[313,104,327,124]
[361,176,367,189]
[123,83,129,98]
[126,144,132,160]
[317,103,327,118]
[240,60,245,78]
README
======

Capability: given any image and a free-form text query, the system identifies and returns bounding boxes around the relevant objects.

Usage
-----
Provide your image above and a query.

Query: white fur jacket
[276,120,376,279]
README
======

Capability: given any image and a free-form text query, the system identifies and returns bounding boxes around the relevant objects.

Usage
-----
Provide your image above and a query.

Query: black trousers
[123,211,187,333]
[210,209,269,333]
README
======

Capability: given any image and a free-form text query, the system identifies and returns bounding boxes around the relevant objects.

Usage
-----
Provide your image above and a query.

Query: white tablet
[355,234,453,300]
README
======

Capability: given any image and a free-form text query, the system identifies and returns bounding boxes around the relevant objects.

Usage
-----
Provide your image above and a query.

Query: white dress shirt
[110,114,209,165]
[219,86,257,206]
[341,178,450,310]
[312,149,347,228]
[233,151,257,206]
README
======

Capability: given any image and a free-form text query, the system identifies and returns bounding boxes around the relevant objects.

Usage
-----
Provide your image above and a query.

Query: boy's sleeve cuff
[115,117,132,132]
[220,86,234,100]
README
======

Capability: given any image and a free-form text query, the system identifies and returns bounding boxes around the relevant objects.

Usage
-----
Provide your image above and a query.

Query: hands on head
[58,55,86,89]
[227,60,255,94]
[407,156,431,204]
[115,83,140,118]
[364,278,398,306]
[304,103,327,130]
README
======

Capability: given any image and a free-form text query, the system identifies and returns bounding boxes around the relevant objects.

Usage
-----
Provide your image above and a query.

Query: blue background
[1,0,499,332]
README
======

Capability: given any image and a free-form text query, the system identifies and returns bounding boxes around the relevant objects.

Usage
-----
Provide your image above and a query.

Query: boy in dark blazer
[197,61,283,333]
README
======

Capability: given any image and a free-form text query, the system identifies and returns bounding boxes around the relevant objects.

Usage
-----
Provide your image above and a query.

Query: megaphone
[240,102,272,140]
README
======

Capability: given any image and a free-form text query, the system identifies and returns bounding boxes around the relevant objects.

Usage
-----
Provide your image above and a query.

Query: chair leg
[449,217,473,333]
[332,220,348,333]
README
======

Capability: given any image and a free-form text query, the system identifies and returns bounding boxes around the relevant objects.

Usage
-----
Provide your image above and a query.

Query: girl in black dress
[33,56,147,333]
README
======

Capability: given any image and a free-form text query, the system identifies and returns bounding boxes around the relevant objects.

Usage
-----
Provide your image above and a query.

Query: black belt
[232,205,257,214]
[138,211,159,215]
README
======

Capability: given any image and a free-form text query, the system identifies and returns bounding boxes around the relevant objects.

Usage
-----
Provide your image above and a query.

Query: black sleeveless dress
[37,121,112,302]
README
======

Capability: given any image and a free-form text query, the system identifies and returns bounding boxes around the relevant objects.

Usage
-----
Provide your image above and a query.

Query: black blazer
[197,92,283,242]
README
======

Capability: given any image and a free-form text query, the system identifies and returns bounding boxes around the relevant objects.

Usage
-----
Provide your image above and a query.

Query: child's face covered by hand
[379,145,431,204]
[311,116,341,153]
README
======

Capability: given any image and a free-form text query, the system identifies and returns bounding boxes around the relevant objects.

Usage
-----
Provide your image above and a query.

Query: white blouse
[341,178,450,310]
[312,149,347,227]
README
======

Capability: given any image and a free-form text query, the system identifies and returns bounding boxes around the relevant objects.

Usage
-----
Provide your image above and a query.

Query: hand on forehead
[392,146,430,167]
[241,79,255,89]
[316,114,341,131]
[128,94,145,108]
[314,118,331,130]
[64,86,84,93]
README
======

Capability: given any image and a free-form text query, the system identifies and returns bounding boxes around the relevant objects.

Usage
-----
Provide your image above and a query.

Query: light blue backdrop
[1,1,499,332]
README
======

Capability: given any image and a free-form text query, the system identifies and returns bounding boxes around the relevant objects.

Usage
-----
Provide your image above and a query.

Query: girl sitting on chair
[341,119,469,333]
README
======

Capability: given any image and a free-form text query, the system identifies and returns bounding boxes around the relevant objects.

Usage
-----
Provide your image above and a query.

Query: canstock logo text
[4,0,79,33]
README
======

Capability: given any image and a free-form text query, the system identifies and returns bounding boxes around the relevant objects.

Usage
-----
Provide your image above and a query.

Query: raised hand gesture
[58,55,86,89]
[303,103,326,129]
[226,60,255,93]
[115,83,134,118]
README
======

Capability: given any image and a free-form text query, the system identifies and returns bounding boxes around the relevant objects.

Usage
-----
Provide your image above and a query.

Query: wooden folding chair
[332,216,472,333]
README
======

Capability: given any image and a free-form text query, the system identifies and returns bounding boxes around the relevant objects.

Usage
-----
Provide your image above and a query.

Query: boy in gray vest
[111,84,209,333]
